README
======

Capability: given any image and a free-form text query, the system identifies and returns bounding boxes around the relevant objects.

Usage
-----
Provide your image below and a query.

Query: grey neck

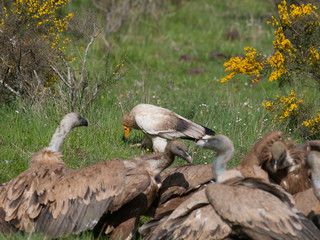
[212,150,234,180]
[47,125,70,152]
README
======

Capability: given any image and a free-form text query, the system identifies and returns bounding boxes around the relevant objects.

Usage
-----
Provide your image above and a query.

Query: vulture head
[168,140,193,164]
[196,134,234,156]
[196,135,237,182]
[270,141,288,173]
[121,113,134,141]
[307,151,320,200]
[47,112,88,152]
[61,112,89,129]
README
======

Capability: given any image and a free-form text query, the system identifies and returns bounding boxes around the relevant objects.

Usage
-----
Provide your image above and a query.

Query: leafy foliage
[0,0,72,102]
[222,0,320,138]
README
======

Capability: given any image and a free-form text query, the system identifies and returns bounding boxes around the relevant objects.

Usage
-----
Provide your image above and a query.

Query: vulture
[94,139,192,240]
[240,130,284,167]
[142,132,275,230]
[294,150,320,228]
[140,135,320,240]
[144,164,214,227]
[240,130,311,194]
[0,113,192,239]
[121,103,215,152]
[143,131,275,226]
[263,139,311,194]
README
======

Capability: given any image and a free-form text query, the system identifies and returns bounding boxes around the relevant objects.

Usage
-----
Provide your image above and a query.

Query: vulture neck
[213,148,237,183]
[151,146,175,177]
[311,169,320,201]
[48,124,71,152]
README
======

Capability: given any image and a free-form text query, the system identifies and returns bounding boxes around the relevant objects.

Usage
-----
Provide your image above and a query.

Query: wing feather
[34,159,126,237]
[142,188,231,240]
[159,164,213,203]
[241,130,283,167]
[1,158,126,237]
[134,107,213,140]
[206,182,320,239]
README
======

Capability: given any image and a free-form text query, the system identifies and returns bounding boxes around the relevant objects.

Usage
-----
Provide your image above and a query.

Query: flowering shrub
[263,90,305,126]
[0,0,72,101]
[0,1,126,111]
[222,0,320,84]
[302,113,320,135]
[221,47,267,83]
[222,0,320,138]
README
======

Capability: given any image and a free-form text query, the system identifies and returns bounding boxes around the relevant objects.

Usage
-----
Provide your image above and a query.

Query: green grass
[0,0,310,239]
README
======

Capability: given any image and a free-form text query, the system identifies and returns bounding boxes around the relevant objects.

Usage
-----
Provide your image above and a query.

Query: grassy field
[0,0,308,239]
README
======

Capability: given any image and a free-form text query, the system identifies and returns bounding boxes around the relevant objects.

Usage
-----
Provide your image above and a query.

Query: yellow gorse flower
[2,0,73,52]
[222,0,319,83]
[0,0,74,96]
[263,90,303,122]
[221,47,266,83]
[302,112,320,133]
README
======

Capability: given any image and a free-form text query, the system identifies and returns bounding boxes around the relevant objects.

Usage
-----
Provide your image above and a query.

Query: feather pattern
[141,188,232,240]
[0,113,138,238]
[199,135,320,239]
[94,140,193,240]
[122,104,215,152]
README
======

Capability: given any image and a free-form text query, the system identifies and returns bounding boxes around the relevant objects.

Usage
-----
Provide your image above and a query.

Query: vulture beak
[185,151,193,164]
[123,126,131,141]
[273,159,278,172]
[196,139,208,148]
[77,116,89,127]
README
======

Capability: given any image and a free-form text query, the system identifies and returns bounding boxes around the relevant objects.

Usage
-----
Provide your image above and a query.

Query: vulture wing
[141,188,231,240]
[35,159,126,238]
[158,164,213,203]
[298,140,320,152]
[206,180,320,240]
[134,109,214,140]
[241,130,283,167]
[1,162,69,232]
[294,188,319,216]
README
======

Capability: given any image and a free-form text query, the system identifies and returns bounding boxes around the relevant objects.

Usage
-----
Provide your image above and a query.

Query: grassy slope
[0,0,290,239]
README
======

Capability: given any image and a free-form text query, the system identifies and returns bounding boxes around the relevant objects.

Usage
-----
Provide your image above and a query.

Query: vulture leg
[141,136,153,149]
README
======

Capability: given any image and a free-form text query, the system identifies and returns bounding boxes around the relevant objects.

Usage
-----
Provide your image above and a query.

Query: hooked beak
[80,118,89,127]
[123,126,131,141]
[196,139,208,148]
[273,159,278,172]
[185,151,193,164]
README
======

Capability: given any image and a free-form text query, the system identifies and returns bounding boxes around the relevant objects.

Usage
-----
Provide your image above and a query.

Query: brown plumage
[143,139,273,230]
[0,113,90,236]
[95,140,193,240]
[121,103,215,152]
[234,130,285,183]
[141,135,320,240]
[0,113,134,238]
[240,130,311,194]
[0,113,138,238]
[294,151,320,229]
[262,140,311,194]
[140,187,232,240]
[142,163,214,230]
[0,114,192,239]
[240,130,284,167]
